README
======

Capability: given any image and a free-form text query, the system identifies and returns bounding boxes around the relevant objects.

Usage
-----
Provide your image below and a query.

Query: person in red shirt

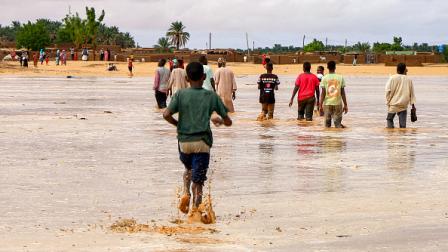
[289,62,320,121]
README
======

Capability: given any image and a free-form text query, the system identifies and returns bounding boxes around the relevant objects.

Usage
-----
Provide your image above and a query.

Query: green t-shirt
[320,73,346,106]
[167,87,228,147]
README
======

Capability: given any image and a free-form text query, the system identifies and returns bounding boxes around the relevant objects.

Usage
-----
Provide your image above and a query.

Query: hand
[319,106,324,115]
[232,92,236,100]
[343,106,348,114]
[211,116,223,126]
[289,99,293,108]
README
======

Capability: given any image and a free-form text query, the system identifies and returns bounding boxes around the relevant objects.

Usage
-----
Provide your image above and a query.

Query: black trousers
[155,91,167,109]
[298,97,316,121]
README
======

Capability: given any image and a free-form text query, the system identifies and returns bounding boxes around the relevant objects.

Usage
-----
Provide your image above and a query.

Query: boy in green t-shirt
[319,61,348,128]
[163,62,232,222]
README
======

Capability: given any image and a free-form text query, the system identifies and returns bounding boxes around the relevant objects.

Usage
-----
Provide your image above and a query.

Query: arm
[163,109,178,126]
[289,86,299,107]
[341,88,348,114]
[232,73,237,100]
[319,88,326,113]
[212,115,232,127]
[315,86,320,105]
[410,80,416,109]
[210,78,216,92]
[385,78,392,106]
[153,70,160,91]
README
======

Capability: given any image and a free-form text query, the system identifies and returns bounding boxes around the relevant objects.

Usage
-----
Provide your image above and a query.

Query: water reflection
[321,136,347,192]
[386,130,416,171]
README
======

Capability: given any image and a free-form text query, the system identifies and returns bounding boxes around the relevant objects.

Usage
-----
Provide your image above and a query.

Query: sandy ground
[0,74,448,251]
[1,60,448,77]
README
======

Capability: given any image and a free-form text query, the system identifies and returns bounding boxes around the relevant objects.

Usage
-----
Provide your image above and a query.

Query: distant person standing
[45,54,49,65]
[167,61,189,95]
[198,55,215,91]
[214,58,237,112]
[39,49,45,65]
[22,51,28,67]
[70,47,75,60]
[55,49,60,65]
[100,49,104,61]
[289,62,320,121]
[82,47,89,61]
[153,59,171,109]
[61,50,67,65]
[385,63,417,128]
[32,53,38,67]
[104,48,109,61]
[353,55,358,66]
[319,61,348,128]
[127,57,133,77]
[257,62,280,120]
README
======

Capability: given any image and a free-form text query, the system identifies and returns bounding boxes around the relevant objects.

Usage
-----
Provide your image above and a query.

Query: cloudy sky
[0,0,446,49]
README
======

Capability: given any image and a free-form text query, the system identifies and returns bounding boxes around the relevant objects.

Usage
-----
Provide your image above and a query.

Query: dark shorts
[179,151,210,185]
[128,66,133,72]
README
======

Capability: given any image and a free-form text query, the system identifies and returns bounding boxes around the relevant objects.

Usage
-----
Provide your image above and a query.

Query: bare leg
[178,169,192,214]
[183,169,192,195]
[191,182,203,208]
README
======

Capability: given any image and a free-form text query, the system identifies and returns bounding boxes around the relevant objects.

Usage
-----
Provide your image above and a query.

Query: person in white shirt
[385,63,417,128]
[198,55,215,91]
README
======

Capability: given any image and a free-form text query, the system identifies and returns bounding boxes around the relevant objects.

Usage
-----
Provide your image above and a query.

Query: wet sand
[0,75,447,251]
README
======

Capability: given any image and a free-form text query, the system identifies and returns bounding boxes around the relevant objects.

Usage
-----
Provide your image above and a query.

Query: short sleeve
[275,76,280,86]
[257,75,262,85]
[167,91,180,114]
[320,76,327,88]
[314,75,320,87]
[214,94,228,118]
[341,76,346,88]
[295,75,301,87]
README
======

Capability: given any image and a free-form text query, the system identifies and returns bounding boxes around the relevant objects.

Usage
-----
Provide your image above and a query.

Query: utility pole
[302,35,306,49]
[325,37,328,50]
[209,33,212,50]
[253,41,255,51]
[246,32,250,57]
[345,39,348,50]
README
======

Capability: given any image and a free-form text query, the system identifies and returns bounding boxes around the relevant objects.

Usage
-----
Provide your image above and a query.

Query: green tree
[85,7,105,59]
[353,42,371,52]
[391,36,403,51]
[154,37,171,52]
[16,21,51,50]
[0,21,21,41]
[166,21,190,50]
[303,39,325,52]
[36,19,62,43]
[372,42,392,53]
[57,12,87,48]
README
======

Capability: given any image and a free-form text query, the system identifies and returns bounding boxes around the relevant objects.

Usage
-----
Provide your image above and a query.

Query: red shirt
[295,73,320,101]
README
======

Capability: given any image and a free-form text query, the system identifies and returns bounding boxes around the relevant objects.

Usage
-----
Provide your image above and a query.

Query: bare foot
[178,194,190,214]
[187,208,202,224]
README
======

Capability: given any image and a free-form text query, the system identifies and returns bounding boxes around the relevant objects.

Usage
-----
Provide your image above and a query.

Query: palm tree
[166,21,190,50]
[154,37,171,52]
[85,7,105,60]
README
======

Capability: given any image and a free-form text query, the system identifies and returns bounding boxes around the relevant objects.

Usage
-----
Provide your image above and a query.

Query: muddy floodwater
[0,75,447,251]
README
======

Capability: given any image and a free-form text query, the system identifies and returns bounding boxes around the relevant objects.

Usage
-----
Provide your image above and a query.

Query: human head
[178,59,184,69]
[186,62,205,84]
[265,58,271,64]
[218,58,226,68]
[266,62,273,72]
[327,61,336,72]
[317,66,325,74]
[303,62,311,72]
[397,63,407,74]
[198,55,208,65]
[158,58,167,67]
